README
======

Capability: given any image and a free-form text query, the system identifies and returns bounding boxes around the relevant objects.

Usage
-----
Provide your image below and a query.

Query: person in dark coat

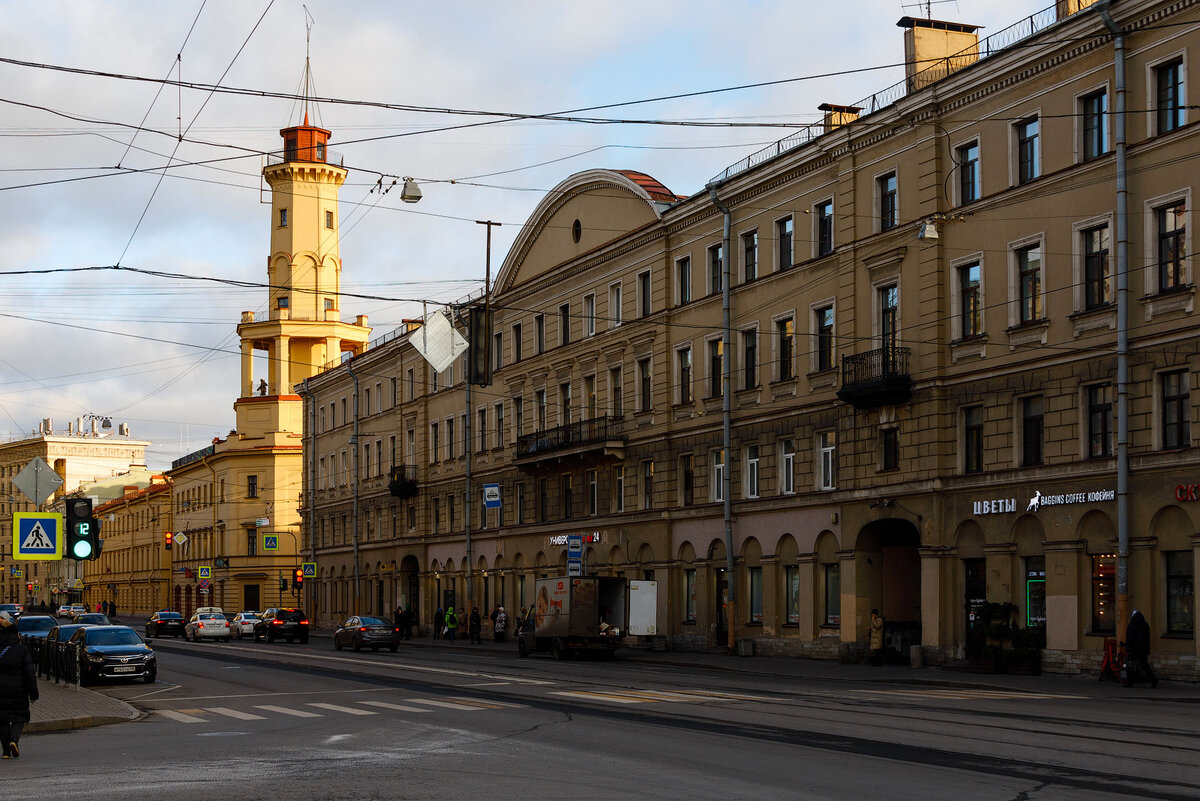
[0,611,39,758]
[433,607,445,640]
[401,607,414,640]
[110,600,118,619]
[1124,609,1158,688]
[468,607,482,645]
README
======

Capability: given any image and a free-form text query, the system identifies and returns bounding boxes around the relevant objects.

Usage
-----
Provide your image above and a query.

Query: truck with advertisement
[516,575,657,659]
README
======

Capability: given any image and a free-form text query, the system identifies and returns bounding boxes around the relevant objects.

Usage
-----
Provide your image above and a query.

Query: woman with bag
[494,607,508,643]
[0,611,39,759]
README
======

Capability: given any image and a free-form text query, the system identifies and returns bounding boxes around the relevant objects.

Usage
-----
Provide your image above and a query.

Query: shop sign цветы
[972,488,1114,516]
[973,498,1016,515]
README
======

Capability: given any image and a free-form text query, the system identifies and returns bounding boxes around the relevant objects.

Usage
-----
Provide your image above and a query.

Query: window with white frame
[776,216,794,270]
[708,243,723,295]
[1080,89,1108,161]
[676,256,692,305]
[780,438,795,495]
[1155,57,1185,135]
[676,346,692,404]
[494,402,505,448]
[741,328,757,390]
[957,140,980,204]
[711,449,725,502]
[608,282,622,327]
[742,230,758,283]
[638,270,651,317]
[818,431,836,490]
[1015,116,1040,185]
[745,444,760,499]
[877,171,897,232]
[584,293,596,336]
[814,200,833,257]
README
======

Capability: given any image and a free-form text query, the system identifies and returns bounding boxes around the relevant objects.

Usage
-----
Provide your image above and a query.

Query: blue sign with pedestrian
[263,535,279,551]
[13,512,63,560]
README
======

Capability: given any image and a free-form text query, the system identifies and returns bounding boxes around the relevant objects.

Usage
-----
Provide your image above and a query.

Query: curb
[28,712,141,733]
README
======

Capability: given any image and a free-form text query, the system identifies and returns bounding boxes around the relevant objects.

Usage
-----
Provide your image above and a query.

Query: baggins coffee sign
[972,488,1115,516]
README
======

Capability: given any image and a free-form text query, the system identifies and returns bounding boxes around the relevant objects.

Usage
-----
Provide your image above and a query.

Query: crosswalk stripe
[358,701,433,713]
[306,702,378,716]
[156,709,207,724]
[254,705,323,718]
[405,698,484,711]
[206,707,267,720]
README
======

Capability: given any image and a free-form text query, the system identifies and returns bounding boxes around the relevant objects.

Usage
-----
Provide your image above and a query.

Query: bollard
[910,644,924,668]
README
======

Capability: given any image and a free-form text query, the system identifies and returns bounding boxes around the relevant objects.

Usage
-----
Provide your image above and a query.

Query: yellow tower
[235,116,370,433]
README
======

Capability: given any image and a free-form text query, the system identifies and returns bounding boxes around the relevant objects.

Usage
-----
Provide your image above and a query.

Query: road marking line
[859,689,1084,700]
[231,645,555,685]
[206,707,267,720]
[156,709,207,724]
[405,698,484,711]
[358,701,433,713]
[307,703,378,716]
[441,697,524,709]
[550,691,646,704]
[254,705,323,718]
[464,681,511,687]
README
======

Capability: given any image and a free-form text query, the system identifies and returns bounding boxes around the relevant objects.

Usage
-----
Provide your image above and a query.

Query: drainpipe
[299,378,318,613]
[707,182,737,653]
[1098,0,1130,639]
[347,357,361,616]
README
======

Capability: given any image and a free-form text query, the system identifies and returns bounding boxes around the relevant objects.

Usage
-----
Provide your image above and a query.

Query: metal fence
[21,634,81,686]
[515,415,626,459]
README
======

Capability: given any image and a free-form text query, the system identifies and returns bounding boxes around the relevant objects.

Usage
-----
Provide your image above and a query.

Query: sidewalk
[27,680,140,733]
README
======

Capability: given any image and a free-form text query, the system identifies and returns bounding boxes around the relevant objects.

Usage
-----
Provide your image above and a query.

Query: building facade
[303,0,1198,678]
[82,479,173,616]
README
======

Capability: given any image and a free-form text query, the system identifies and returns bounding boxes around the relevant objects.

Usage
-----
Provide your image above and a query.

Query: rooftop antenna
[302,5,316,126]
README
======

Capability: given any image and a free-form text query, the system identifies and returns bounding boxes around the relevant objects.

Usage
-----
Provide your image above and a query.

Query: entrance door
[714,568,729,645]
[244,583,260,612]
[963,558,986,635]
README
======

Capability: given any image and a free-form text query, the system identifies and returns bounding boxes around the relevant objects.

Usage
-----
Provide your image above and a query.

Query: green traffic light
[73,539,93,558]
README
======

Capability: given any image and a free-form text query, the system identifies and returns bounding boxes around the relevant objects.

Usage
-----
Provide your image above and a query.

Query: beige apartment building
[302,0,1198,678]
[83,479,173,615]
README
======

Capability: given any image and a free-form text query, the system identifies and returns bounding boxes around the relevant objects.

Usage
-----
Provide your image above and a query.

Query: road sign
[12,457,64,507]
[174,532,189,547]
[198,566,211,580]
[255,517,270,527]
[11,569,22,578]
[483,483,501,509]
[263,535,278,551]
[13,512,63,560]
[301,562,316,578]
[567,532,583,576]
[199,579,211,590]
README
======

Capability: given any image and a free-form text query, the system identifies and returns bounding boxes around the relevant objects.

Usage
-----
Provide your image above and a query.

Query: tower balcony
[267,148,344,167]
[514,415,627,471]
[836,345,912,409]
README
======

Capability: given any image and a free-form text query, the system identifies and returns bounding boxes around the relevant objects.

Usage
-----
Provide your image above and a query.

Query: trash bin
[910,644,923,668]
[736,639,755,657]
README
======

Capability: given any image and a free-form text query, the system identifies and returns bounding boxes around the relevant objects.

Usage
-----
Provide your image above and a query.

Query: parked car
[145,611,185,638]
[185,612,230,642]
[253,608,309,644]
[70,625,156,684]
[16,615,56,639]
[66,604,87,617]
[73,613,111,625]
[195,606,225,617]
[334,616,400,652]
[228,611,262,639]
[56,605,73,618]
[0,603,22,620]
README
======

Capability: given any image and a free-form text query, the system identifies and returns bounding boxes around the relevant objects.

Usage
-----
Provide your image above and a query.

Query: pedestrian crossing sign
[263,534,278,551]
[12,512,62,560]
[301,562,316,578]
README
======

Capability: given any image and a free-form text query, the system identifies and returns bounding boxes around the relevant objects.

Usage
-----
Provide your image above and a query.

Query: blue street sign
[483,483,501,509]
[13,512,63,560]
[301,562,316,578]
[263,535,279,551]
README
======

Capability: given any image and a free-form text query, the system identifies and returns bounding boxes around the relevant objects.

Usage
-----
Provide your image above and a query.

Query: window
[1017,244,1043,323]
[708,339,723,398]
[1081,90,1108,160]
[815,305,834,371]
[283,136,297,161]
[538,478,549,522]
[494,403,505,448]
[677,256,692,305]
[824,564,841,626]
[512,323,523,363]
[406,368,415,401]
[637,358,652,411]
[685,569,697,622]
[785,565,800,625]
[1156,58,1185,134]
[708,244,723,295]
[818,432,836,490]
[1162,370,1191,450]
[745,444,760,499]
[493,331,503,372]
[964,406,983,473]
[477,408,487,452]
[815,201,833,257]
[1088,383,1113,458]
[1024,556,1046,627]
[878,285,898,348]
[1016,117,1040,184]
[559,303,570,346]
[638,271,651,317]
[316,142,326,161]
[958,263,981,338]
[881,428,899,472]
[247,474,259,499]
[780,439,795,495]
[584,374,597,419]
[679,454,694,505]
[325,209,334,229]
[878,172,897,231]
[777,317,794,381]
[1083,226,1111,309]
[958,141,980,204]
[535,315,545,354]
[711,450,725,502]
[1165,551,1195,635]
[561,475,573,519]
[610,366,623,417]
[277,295,289,310]
[513,397,524,436]
[677,347,692,404]
[446,417,455,460]
[609,282,622,327]
[777,216,794,270]
[1091,553,1116,633]
[641,460,654,510]
[742,230,758,282]
[748,567,763,623]
[1157,202,1186,292]
[586,470,598,515]
[583,294,595,337]
[559,382,572,426]
[535,389,547,431]
[741,329,757,390]
[515,482,525,524]
[613,465,625,512]
[1022,396,1045,467]
[279,208,288,227]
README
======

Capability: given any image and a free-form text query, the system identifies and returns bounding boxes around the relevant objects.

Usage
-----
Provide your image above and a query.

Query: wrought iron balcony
[515,415,627,469]
[388,465,419,499]
[836,345,912,409]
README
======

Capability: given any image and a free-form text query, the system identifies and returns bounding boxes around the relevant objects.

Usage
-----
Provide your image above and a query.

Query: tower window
[278,296,289,310]
[316,142,326,161]
[325,210,334,229]
[324,298,335,311]
[279,208,288,227]
[284,137,297,161]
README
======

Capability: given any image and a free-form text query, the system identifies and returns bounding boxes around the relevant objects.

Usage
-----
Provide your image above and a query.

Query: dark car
[334,616,400,652]
[70,625,157,684]
[0,603,22,620]
[74,613,111,626]
[145,611,185,638]
[16,614,56,639]
[253,608,309,644]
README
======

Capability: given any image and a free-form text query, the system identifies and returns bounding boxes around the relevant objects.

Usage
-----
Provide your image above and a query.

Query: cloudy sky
[0,0,1052,469]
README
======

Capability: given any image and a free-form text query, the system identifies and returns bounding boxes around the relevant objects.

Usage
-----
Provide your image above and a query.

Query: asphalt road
[7,639,1198,800]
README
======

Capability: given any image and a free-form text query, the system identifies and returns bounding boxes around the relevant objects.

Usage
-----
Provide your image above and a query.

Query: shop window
[824,563,840,626]
[964,558,986,633]
[685,569,697,622]
[1165,551,1194,635]
[748,566,763,623]
[786,565,800,625]
[1025,556,1046,627]
[1091,553,1116,633]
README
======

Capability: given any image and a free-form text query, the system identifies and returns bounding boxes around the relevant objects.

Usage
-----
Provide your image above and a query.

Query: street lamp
[400,177,422,204]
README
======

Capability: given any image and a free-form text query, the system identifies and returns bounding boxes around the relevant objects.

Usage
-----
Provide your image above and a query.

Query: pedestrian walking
[1123,610,1159,688]
[110,600,118,619]
[102,600,109,616]
[401,607,413,640]
[444,607,459,643]
[494,606,508,644]
[95,602,102,613]
[0,611,38,759]
[469,607,482,645]
[489,604,500,632]
[869,609,885,666]
[433,607,445,640]
[517,606,530,633]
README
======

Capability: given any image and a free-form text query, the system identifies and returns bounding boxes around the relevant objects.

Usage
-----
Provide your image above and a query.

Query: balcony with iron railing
[836,345,912,410]
[388,465,419,499]
[266,148,344,168]
[514,415,627,469]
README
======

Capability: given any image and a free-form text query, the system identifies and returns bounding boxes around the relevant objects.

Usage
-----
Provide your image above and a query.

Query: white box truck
[516,576,657,659]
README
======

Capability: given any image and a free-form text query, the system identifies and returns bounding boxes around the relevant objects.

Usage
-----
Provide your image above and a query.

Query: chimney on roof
[90,418,99,435]
[898,17,980,94]
[42,417,52,434]
[1056,0,1098,19]
[818,103,862,133]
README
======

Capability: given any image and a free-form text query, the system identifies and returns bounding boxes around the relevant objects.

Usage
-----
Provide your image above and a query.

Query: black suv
[253,608,309,644]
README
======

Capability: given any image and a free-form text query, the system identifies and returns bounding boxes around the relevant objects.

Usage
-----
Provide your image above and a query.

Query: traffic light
[293,567,304,591]
[26,583,33,592]
[466,306,492,387]
[65,498,100,561]
[164,531,173,550]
